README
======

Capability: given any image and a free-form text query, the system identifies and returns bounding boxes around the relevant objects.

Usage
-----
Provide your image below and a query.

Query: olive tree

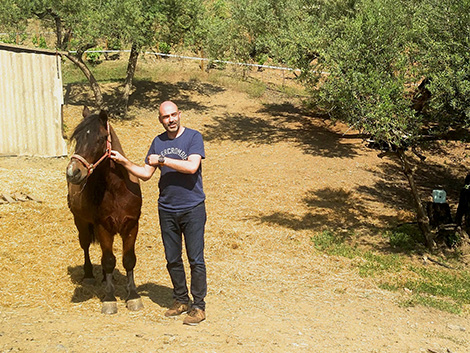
[413,0,470,130]
[2,0,109,108]
[289,0,434,246]
[289,0,470,248]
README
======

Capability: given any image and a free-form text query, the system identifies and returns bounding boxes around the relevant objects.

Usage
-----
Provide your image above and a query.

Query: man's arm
[147,154,202,174]
[110,150,156,181]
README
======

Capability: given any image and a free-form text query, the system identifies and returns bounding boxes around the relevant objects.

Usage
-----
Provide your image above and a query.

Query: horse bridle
[71,122,112,178]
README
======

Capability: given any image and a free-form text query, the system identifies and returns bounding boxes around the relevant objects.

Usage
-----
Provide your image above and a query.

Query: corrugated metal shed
[0,43,67,157]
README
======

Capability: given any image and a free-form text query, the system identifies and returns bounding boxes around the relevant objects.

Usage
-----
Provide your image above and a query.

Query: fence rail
[1,31,328,74]
[68,49,305,73]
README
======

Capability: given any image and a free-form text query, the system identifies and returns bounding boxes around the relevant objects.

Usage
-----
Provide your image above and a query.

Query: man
[110,100,207,325]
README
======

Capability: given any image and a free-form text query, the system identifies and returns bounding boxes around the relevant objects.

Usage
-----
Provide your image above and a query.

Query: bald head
[158,100,182,137]
[159,101,178,117]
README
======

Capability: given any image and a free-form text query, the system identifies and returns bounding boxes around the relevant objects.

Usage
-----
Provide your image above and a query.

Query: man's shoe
[165,301,189,317]
[183,307,206,325]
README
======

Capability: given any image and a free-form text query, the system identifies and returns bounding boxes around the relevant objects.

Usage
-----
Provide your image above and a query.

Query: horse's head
[66,106,111,185]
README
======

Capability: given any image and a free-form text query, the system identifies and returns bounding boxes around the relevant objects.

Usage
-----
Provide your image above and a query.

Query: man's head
[159,101,181,136]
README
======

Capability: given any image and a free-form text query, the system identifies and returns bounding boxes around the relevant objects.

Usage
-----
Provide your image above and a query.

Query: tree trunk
[64,51,104,110]
[397,148,435,249]
[121,43,140,117]
[50,12,63,49]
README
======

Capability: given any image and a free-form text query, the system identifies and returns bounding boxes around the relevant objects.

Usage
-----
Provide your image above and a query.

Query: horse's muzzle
[66,161,86,185]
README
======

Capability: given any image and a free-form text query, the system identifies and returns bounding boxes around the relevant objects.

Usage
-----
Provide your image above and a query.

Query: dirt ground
[1,63,470,353]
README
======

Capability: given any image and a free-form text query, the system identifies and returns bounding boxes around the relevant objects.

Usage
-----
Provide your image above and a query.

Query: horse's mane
[71,113,104,150]
[109,125,124,155]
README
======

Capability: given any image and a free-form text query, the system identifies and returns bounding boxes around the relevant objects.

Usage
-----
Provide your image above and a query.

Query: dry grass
[0,64,389,312]
[1,58,470,352]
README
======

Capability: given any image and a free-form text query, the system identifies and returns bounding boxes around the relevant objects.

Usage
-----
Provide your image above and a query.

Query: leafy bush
[32,34,47,48]
[86,47,103,65]
[0,33,17,44]
[386,224,424,251]
[158,42,171,54]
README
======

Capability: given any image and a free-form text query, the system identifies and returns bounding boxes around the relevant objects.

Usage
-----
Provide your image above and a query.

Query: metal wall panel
[0,47,67,157]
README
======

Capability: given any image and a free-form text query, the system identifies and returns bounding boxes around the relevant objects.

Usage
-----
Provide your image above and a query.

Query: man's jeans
[158,202,207,310]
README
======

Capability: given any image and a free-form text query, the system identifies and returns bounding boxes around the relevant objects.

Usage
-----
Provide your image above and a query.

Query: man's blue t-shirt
[146,127,205,212]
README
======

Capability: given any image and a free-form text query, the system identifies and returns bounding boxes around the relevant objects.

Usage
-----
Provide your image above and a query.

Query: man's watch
[158,155,165,166]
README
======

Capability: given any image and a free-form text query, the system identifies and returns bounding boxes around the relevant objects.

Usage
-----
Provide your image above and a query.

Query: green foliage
[385,224,424,251]
[158,42,171,54]
[357,251,404,277]
[284,0,470,147]
[256,53,268,66]
[157,0,205,50]
[400,294,462,314]
[106,37,121,50]
[62,57,127,84]
[413,0,470,131]
[311,229,470,314]
[0,33,25,45]
[86,47,103,65]
[400,265,470,313]
[302,0,420,147]
[311,230,359,258]
[210,0,307,65]
[0,0,28,34]
[198,0,231,60]
[102,0,164,49]
[32,34,47,48]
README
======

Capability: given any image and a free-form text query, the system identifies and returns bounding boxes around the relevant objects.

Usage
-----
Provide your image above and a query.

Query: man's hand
[147,154,161,167]
[110,150,156,181]
[110,150,126,164]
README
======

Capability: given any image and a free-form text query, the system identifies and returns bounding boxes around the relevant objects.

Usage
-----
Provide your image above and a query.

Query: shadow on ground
[65,82,363,159]
[65,79,468,254]
[203,102,364,158]
[64,79,224,117]
[67,265,173,308]
[256,149,467,252]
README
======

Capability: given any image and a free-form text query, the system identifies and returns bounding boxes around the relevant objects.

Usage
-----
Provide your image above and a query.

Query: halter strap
[71,122,112,178]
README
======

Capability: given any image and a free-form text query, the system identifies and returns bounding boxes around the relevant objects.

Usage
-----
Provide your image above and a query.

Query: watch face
[159,155,165,163]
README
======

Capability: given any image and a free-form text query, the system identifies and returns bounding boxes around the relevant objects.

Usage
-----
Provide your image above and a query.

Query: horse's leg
[74,217,95,284]
[122,222,143,311]
[96,224,118,314]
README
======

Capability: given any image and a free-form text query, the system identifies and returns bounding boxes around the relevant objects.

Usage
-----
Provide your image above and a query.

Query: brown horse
[66,107,143,314]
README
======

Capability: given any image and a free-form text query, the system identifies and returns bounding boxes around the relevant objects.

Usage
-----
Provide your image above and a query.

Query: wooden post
[199,49,204,71]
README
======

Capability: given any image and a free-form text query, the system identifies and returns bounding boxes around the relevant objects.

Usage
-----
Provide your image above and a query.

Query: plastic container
[432,189,446,203]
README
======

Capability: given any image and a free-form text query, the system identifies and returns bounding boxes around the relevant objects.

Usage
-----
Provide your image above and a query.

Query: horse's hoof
[126,297,144,311]
[82,277,96,286]
[101,301,118,315]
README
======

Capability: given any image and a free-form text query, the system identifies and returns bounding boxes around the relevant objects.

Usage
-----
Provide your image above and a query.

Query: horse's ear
[82,106,91,118]
[99,110,109,125]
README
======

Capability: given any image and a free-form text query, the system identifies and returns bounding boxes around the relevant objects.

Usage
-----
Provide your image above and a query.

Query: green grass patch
[277,84,309,98]
[205,70,267,98]
[311,230,359,258]
[357,251,403,277]
[400,294,463,314]
[62,59,128,84]
[384,223,425,252]
[311,230,470,314]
